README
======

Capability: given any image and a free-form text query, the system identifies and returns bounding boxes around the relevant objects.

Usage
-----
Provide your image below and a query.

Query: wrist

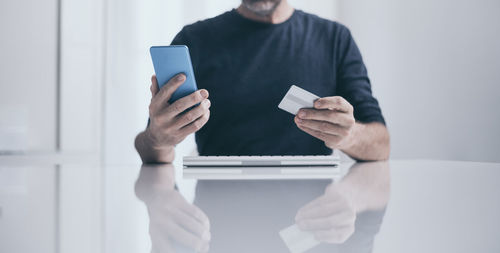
[329,183,361,213]
[144,127,174,151]
[339,122,363,151]
[138,129,176,163]
[335,181,366,213]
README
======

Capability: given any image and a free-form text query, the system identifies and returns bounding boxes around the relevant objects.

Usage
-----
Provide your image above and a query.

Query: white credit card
[279,224,320,253]
[278,85,320,115]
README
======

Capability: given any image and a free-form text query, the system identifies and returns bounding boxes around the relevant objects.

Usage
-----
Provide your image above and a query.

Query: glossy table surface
[0,159,499,253]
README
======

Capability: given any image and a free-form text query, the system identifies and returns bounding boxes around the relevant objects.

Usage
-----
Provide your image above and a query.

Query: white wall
[0,0,59,152]
[59,0,105,156]
[0,0,104,160]
[336,0,500,162]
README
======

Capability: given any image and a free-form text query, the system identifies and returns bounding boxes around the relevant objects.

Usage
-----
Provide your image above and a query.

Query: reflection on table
[135,162,390,253]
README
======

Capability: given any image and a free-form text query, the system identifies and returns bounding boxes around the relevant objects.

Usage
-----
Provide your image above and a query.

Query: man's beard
[242,0,282,16]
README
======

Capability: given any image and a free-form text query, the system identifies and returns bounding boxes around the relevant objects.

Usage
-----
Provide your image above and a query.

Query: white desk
[0,160,499,253]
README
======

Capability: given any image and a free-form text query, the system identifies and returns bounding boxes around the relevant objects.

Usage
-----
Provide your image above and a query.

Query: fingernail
[298,111,305,118]
[296,117,302,123]
[203,99,211,108]
[200,89,208,98]
[176,74,185,81]
[315,101,322,107]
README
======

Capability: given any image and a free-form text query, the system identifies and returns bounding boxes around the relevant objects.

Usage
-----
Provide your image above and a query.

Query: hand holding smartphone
[143,45,210,151]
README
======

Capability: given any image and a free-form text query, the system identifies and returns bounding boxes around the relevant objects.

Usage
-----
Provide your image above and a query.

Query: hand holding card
[278,85,356,150]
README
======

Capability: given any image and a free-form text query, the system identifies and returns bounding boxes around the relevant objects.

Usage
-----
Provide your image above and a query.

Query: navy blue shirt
[171,9,385,156]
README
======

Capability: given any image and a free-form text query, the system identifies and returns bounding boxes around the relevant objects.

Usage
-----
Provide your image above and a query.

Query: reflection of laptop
[183,155,342,180]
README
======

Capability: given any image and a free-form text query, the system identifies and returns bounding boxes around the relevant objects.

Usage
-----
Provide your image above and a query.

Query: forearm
[335,161,391,212]
[339,122,390,161]
[135,130,176,164]
[135,164,176,203]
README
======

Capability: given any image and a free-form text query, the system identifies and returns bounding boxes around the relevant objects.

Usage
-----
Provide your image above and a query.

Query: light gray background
[338,0,500,162]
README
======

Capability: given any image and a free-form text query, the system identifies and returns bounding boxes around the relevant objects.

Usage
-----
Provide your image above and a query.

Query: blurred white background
[1,0,499,164]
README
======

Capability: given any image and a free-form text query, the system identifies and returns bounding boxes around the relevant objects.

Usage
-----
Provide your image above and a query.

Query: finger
[295,118,350,137]
[314,96,353,113]
[171,99,211,130]
[296,123,329,141]
[296,201,346,221]
[173,195,210,228]
[313,225,355,244]
[296,196,352,221]
[297,109,355,127]
[200,243,210,253]
[149,224,175,253]
[296,190,346,218]
[165,219,209,252]
[171,207,210,239]
[165,89,209,118]
[179,200,211,228]
[178,110,210,136]
[296,209,356,231]
[170,192,209,227]
[150,73,186,112]
[296,122,343,144]
[295,196,328,220]
[150,75,159,96]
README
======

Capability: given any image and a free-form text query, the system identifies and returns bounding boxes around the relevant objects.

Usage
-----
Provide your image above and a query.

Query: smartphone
[150,45,198,103]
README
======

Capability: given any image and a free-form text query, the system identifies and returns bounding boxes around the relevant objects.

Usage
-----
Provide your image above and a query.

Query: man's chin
[242,0,281,16]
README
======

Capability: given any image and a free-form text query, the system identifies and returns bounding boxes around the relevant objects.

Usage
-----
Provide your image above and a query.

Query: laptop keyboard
[183,155,339,167]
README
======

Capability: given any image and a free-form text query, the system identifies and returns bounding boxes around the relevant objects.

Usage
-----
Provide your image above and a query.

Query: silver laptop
[183,155,341,180]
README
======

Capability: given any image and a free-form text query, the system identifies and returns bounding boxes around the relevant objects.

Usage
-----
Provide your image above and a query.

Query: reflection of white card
[278,85,320,115]
[279,224,320,253]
